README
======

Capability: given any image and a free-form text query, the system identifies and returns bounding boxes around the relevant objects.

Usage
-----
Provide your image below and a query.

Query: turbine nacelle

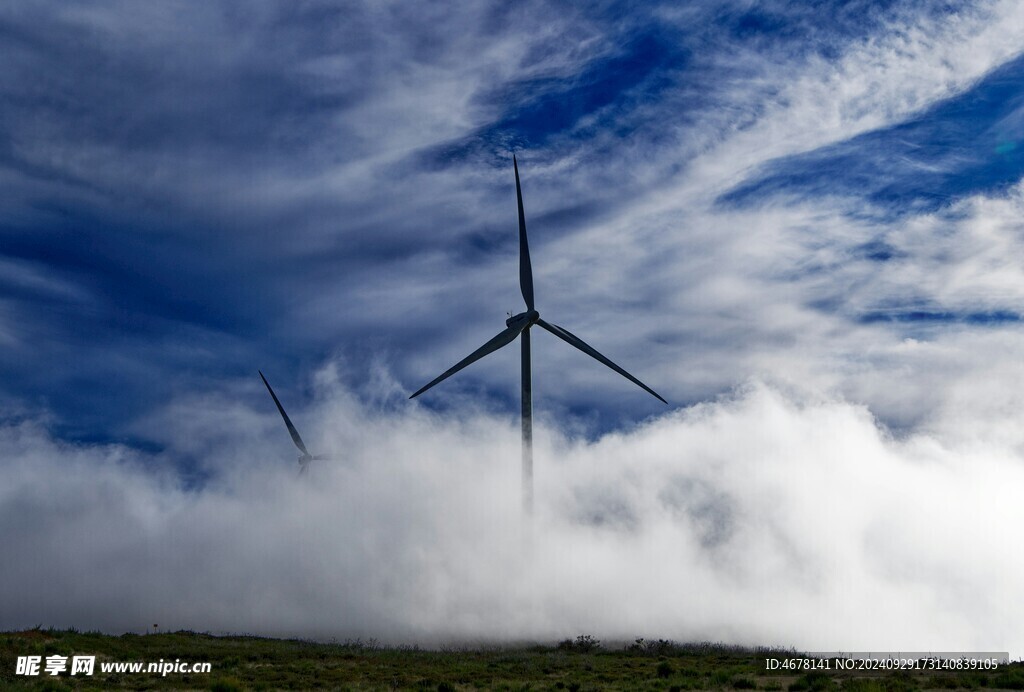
[505,309,540,329]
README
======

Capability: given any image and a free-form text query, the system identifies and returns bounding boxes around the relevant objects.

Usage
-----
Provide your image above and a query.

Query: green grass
[1,628,1020,691]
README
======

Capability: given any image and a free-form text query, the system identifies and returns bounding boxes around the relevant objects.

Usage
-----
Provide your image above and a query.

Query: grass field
[2,629,1022,691]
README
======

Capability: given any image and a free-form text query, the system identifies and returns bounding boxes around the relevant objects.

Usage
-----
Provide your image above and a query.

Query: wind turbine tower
[410,156,666,513]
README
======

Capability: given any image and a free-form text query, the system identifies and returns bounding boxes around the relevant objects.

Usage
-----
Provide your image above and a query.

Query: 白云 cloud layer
[2,379,1020,653]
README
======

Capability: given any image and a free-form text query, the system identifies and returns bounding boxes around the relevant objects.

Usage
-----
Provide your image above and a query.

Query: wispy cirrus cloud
[3,0,1024,437]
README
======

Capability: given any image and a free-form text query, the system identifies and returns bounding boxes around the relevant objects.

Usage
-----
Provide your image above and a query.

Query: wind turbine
[259,370,334,475]
[410,155,666,513]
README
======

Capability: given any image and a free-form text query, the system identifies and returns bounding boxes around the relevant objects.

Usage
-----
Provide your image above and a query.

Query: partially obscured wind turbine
[410,155,666,512]
[259,370,335,475]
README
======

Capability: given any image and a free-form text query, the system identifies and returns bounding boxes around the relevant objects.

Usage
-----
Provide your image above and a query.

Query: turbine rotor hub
[506,309,540,328]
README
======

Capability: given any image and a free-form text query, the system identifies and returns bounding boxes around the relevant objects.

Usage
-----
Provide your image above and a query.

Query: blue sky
[3,1,1024,650]
[3,0,1020,450]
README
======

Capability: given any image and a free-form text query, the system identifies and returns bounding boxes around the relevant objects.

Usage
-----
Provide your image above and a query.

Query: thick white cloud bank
[3,378,1021,655]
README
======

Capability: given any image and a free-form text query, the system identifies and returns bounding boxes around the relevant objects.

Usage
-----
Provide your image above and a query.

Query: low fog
[3,371,1020,655]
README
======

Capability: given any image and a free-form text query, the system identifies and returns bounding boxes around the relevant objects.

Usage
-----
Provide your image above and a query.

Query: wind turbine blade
[536,318,667,404]
[309,454,337,461]
[514,155,535,311]
[409,322,525,399]
[259,370,311,456]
